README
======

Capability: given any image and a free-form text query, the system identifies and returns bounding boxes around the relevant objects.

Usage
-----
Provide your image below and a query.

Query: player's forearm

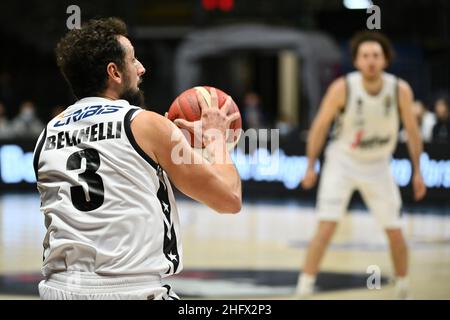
[406,130,423,174]
[208,164,242,213]
[216,164,242,208]
[211,158,241,194]
[212,157,241,198]
[306,124,328,169]
[206,138,242,212]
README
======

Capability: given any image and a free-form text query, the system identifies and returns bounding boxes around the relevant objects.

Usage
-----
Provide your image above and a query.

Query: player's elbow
[227,191,242,214]
[216,191,242,214]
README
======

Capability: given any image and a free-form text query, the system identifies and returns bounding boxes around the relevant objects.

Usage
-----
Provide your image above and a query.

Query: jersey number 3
[66,148,104,211]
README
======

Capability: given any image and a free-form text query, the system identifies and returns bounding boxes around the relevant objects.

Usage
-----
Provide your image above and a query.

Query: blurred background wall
[0,0,449,204]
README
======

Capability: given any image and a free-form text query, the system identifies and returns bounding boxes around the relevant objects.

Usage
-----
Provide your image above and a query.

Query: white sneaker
[295,273,316,298]
[394,277,412,300]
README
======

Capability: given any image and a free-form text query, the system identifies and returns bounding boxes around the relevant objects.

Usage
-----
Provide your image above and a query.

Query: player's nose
[136,59,146,76]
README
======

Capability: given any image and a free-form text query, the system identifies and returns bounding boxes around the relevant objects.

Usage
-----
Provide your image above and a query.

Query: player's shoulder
[133,109,167,123]
[132,109,174,135]
[379,72,410,90]
[393,78,414,108]
[395,77,413,98]
[396,77,412,90]
[129,109,178,161]
[328,76,347,92]
[320,77,347,111]
[326,76,347,103]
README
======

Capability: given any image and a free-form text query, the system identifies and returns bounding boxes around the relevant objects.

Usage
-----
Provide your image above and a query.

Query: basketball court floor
[0,192,449,300]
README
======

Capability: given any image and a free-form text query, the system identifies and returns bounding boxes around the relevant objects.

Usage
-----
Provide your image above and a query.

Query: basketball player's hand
[412,172,426,201]
[302,167,318,189]
[174,88,240,144]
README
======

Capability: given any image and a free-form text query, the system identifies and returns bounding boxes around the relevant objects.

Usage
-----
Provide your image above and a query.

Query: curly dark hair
[56,17,128,99]
[350,31,395,66]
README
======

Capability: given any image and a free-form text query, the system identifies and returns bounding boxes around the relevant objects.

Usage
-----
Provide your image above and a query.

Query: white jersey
[328,71,400,161]
[33,97,182,279]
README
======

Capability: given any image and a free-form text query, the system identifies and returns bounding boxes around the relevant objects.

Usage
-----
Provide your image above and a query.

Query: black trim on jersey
[33,127,47,180]
[124,108,181,274]
[124,108,159,171]
[156,166,181,274]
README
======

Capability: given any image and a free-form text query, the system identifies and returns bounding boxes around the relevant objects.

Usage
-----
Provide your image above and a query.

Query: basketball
[167,86,242,149]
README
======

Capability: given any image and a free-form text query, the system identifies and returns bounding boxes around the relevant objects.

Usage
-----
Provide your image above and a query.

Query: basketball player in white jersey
[296,32,426,299]
[33,17,241,300]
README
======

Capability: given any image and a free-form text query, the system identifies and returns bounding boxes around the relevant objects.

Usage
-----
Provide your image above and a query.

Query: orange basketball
[167,86,242,149]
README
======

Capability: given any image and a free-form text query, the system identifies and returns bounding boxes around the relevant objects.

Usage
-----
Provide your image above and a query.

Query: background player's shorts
[38,272,179,300]
[316,149,402,229]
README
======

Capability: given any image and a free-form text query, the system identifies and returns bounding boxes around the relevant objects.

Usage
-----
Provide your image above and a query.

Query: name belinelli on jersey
[44,121,122,150]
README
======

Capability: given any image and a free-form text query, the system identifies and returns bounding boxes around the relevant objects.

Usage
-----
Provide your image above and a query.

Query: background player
[34,17,241,300]
[296,31,427,299]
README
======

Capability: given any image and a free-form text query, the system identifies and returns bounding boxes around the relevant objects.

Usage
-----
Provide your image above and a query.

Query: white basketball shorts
[38,271,179,300]
[316,150,402,229]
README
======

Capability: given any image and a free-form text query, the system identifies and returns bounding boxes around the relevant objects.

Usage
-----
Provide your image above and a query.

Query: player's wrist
[203,132,229,163]
[307,160,316,170]
[202,129,227,146]
[413,170,423,178]
[205,144,230,164]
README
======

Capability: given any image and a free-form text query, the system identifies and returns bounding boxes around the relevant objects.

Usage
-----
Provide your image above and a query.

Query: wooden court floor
[1,193,449,300]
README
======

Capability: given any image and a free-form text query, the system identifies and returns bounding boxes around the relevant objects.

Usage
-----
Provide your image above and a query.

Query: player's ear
[106,62,122,84]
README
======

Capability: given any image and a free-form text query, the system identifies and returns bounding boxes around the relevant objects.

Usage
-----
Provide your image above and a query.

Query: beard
[119,86,145,108]
[119,72,146,108]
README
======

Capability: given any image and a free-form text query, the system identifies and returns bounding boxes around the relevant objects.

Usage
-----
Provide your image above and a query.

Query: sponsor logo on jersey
[356,97,363,114]
[351,134,391,149]
[54,105,123,127]
[351,130,365,149]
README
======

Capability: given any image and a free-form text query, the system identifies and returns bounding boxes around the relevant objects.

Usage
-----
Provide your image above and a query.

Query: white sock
[394,276,410,299]
[296,273,316,297]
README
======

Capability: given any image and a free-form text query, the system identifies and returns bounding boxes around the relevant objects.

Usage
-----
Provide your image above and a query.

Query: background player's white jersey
[329,71,400,161]
[33,97,182,279]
